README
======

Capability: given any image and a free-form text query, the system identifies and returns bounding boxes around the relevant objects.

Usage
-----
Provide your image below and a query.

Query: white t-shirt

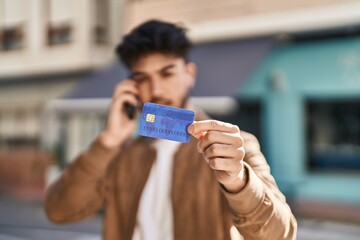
[132,139,181,240]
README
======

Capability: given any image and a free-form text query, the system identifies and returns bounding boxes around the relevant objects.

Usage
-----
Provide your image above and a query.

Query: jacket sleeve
[221,132,297,240]
[44,136,120,224]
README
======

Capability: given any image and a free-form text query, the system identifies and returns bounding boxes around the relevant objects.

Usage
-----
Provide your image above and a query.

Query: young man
[45,20,297,240]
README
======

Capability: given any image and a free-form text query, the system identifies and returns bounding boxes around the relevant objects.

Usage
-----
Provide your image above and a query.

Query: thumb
[187,122,206,139]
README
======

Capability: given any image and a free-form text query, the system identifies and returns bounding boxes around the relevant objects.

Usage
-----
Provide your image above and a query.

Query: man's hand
[188,120,247,193]
[100,80,140,148]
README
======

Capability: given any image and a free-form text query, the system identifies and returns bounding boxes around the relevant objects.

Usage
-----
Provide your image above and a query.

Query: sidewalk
[0,195,101,240]
[297,219,360,240]
[1,195,360,240]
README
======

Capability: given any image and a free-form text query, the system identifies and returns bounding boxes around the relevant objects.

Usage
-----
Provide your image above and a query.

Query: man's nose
[151,78,164,97]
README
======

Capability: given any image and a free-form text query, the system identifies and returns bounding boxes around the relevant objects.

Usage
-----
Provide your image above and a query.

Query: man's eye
[133,77,147,83]
[162,72,173,78]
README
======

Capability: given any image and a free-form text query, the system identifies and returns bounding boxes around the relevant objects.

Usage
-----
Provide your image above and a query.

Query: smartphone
[124,102,136,120]
[123,96,141,120]
[123,79,141,120]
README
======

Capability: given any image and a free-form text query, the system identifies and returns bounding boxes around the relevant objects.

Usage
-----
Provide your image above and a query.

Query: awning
[65,37,274,99]
[190,37,274,96]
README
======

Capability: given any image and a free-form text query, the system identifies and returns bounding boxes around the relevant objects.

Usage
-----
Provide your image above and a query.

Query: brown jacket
[45,131,297,240]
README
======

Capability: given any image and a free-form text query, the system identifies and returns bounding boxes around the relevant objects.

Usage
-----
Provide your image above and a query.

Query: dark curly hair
[115,19,192,69]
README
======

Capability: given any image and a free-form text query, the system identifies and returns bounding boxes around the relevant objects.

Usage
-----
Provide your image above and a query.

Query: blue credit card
[138,102,195,143]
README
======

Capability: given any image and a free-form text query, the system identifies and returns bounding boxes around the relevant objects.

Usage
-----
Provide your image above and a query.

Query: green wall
[238,36,360,204]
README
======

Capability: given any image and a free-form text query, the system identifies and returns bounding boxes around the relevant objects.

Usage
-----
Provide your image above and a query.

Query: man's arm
[44,135,119,223]
[45,80,140,223]
[188,121,297,240]
[221,132,297,240]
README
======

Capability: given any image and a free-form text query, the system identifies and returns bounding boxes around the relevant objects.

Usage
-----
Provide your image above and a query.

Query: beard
[150,89,190,109]
[179,92,190,109]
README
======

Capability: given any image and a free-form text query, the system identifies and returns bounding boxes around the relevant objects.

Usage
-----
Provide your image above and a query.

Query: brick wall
[0,150,54,200]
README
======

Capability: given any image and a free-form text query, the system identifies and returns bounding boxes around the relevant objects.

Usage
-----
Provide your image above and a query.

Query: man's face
[130,53,196,108]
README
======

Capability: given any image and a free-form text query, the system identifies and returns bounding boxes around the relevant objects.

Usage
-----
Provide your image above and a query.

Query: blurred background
[1,0,360,239]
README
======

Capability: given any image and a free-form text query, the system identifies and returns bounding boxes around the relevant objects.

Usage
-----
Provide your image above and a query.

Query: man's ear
[186,62,197,88]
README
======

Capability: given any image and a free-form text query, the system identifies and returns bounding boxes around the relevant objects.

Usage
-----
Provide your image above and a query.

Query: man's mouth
[151,100,172,106]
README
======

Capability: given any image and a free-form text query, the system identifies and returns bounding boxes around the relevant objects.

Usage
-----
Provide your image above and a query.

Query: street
[0,196,100,240]
[1,196,360,240]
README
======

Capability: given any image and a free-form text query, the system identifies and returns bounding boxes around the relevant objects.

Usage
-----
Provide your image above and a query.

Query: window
[307,100,360,172]
[47,0,73,45]
[58,113,106,165]
[208,99,262,142]
[93,0,109,44]
[48,25,71,45]
[0,108,41,150]
[0,0,27,51]
[1,26,24,50]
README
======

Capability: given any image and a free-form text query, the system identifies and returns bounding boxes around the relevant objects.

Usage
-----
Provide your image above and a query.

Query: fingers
[188,120,239,139]
[108,80,142,123]
[113,80,140,99]
[197,130,244,153]
[201,143,245,172]
[111,93,139,112]
[208,158,243,173]
[110,80,141,115]
[189,120,245,178]
[203,143,245,160]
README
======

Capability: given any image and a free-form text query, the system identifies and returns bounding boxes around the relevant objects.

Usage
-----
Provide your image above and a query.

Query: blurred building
[125,0,359,41]
[42,0,360,223]
[240,30,360,222]
[0,0,125,198]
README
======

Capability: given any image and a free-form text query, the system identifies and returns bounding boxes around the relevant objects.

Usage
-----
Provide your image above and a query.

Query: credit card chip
[146,113,156,123]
